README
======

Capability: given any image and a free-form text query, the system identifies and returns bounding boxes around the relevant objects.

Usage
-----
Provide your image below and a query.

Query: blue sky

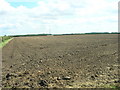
[8,2,37,8]
[0,0,119,36]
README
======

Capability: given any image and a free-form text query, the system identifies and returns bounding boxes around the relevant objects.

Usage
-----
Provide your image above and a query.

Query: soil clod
[62,76,71,80]
[39,80,48,87]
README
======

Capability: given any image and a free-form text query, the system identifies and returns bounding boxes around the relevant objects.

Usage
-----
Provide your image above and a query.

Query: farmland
[2,34,120,88]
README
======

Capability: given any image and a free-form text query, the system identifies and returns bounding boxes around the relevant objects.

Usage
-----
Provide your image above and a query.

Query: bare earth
[2,34,120,88]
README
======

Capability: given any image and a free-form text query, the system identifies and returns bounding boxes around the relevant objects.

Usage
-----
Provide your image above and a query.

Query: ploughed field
[2,34,120,88]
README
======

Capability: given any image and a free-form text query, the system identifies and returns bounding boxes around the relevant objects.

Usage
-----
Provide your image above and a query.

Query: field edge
[0,38,13,48]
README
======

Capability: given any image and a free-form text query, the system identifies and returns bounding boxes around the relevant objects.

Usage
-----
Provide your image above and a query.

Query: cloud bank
[0,0,118,35]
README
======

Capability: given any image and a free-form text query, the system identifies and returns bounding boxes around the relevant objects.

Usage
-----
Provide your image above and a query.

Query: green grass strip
[0,38,13,48]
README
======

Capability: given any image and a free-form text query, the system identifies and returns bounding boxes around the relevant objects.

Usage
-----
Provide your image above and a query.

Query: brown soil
[2,34,120,88]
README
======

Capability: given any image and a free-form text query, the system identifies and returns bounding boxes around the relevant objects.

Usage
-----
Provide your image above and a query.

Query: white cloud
[6,0,41,2]
[0,0,15,11]
[0,0,119,35]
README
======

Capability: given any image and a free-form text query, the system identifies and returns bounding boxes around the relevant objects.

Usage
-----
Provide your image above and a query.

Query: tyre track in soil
[2,34,120,88]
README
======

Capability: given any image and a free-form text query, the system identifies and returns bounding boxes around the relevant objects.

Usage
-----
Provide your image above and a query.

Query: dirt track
[2,34,120,88]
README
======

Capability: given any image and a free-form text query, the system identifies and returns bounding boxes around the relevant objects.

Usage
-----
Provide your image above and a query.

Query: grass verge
[0,38,13,48]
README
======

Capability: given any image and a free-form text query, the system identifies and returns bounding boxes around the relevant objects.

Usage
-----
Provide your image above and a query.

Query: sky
[0,0,119,36]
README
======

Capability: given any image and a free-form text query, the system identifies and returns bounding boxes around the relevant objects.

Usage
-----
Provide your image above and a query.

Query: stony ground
[2,34,120,88]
